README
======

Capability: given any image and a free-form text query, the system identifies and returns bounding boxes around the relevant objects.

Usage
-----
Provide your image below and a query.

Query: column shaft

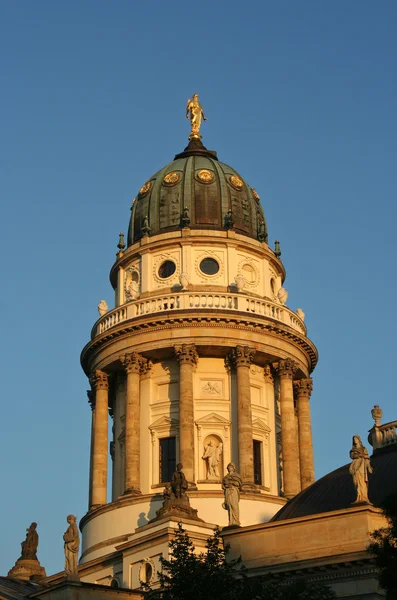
[175,344,198,485]
[277,359,301,499]
[121,353,150,495]
[89,370,109,507]
[295,378,315,489]
[230,346,256,489]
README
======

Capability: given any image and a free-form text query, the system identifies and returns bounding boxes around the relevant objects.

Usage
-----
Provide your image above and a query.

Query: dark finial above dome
[127,138,268,246]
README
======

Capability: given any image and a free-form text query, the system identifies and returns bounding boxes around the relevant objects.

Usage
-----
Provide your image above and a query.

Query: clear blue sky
[1,0,396,577]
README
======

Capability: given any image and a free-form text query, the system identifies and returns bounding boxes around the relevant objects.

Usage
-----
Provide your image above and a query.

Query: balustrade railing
[94,292,306,338]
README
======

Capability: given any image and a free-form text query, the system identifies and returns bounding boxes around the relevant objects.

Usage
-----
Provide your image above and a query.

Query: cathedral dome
[271,443,397,522]
[127,139,267,245]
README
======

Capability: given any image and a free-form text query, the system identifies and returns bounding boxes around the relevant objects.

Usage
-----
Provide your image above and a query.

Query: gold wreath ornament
[197,169,214,183]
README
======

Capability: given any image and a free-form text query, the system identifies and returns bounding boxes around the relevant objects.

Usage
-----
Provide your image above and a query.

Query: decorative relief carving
[139,181,151,196]
[163,171,180,185]
[263,364,274,384]
[89,370,109,391]
[197,169,214,183]
[237,257,260,288]
[229,175,244,190]
[201,380,222,396]
[124,266,140,301]
[174,344,199,366]
[276,358,297,380]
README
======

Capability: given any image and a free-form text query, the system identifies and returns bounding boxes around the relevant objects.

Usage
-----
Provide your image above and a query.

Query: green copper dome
[127,139,268,246]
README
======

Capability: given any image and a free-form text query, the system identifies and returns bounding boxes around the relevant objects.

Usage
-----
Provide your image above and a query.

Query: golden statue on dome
[186,94,207,139]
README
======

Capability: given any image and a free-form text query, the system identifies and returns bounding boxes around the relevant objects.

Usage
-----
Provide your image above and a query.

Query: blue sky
[1,0,396,577]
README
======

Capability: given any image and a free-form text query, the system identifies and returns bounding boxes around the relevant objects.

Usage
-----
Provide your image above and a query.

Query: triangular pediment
[252,417,271,432]
[195,412,230,426]
[149,416,179,430]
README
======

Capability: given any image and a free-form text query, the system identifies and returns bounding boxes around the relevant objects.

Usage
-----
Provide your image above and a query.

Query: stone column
[276,359,300,499]
[87,390,95,510]
[294,378,315,489]
[229,345,256,490]
[175,344,198,485]
[121,353,151,495]
[89,370,109,508]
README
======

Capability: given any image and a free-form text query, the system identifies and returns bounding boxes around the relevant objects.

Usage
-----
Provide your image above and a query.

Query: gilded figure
[186,94,207,139]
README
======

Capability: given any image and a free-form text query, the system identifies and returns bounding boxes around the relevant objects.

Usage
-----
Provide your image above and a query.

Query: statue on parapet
[20,522,39,560]
[63,515,80,580]
[222,462,243,527]
[153,463,202,522]
[349,435,373,504]
[8,522,46,581]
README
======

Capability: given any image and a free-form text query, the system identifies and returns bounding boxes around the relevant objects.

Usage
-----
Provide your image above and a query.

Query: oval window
[158,260,176,279]
[242,264,256,283]
[140,562,153,584]
[200,258,219,275]
[270,278,276,294]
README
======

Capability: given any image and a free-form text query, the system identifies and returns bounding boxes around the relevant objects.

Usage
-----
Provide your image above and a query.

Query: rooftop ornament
[186,94,207,140]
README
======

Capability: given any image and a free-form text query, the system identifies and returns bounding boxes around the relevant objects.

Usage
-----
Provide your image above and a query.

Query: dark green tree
[146,523,335,600]
[368,493,397,599]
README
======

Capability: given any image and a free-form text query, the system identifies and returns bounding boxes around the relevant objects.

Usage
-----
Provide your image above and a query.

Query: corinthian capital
[121,352,151,375]
[293,377,313,398]
[228,345,256,368]
[89,369,109,391]
[174,344,199,366]
[276,358,297,380]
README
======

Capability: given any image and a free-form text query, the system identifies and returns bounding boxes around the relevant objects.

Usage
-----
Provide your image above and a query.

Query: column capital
[121,352,151,375]
[228,345,256,369]
[89,369,109,391]
[293,377,313,398]
[263,364,274,384]
[174,343,198,366]
[276,358,297,380]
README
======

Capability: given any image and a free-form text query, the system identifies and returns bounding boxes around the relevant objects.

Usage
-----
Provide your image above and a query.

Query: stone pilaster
[229,345,256,489]
[89,370,109,508]
[175,344,198,485]
[276,358,301,499]
[294,377,315,489]
[121,353,151,495]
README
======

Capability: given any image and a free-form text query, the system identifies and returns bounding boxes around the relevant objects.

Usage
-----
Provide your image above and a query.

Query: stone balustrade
[92,292,306,338]
[369,420,397,450]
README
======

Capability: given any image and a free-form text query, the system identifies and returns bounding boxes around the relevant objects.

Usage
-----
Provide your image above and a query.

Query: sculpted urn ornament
[63,515,80,580]
[222,462,243,527]
[97,299,108,316]
[349,435,373,504]
[234,274,246,292]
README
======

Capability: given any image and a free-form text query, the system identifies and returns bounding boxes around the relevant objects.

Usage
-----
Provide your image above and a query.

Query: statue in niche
[125,269,139,301]
[349,435,373,504]
[222,463,243,526]
[63,515,80,579]
[202,440,223,479]
[20,522,39,560]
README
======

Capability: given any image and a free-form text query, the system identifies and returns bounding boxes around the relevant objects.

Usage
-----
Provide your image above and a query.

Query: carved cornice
[293,377,313,398]
[120,352,152,375]
[81,314,318,376]
[89,369,109,391]
[174,344,199,366]
[276,358,297,380]
[263,364,274,384]
[227,345,256,369]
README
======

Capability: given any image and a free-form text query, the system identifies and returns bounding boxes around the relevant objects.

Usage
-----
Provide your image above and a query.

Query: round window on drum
[199,258,220,276]
[158,260,176,279]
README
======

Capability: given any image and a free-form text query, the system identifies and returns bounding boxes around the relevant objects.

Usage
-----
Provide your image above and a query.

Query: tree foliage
[368,493,397,599]
[146,523,335,600]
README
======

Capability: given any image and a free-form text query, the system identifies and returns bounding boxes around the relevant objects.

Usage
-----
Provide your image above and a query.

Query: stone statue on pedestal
[63,515,80,580]
[349,435,373,504]
[152,463,202,522]
[222,463,243,527]
[8,522,46,581]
